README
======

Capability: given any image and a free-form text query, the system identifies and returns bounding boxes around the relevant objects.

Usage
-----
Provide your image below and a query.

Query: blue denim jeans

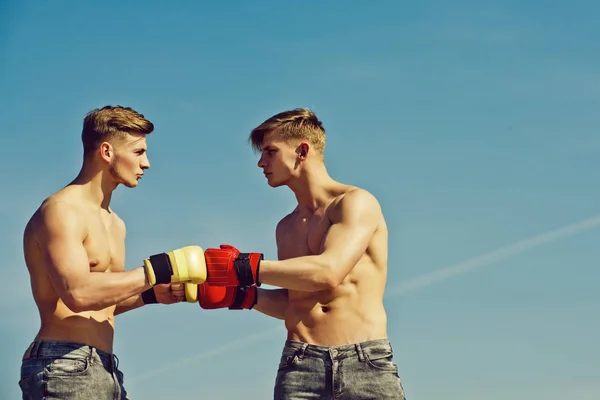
[19,341,128,400]
[274,339,406,399]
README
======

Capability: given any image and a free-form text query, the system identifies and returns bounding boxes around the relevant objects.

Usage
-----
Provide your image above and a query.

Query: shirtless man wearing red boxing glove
[186,108,406,400]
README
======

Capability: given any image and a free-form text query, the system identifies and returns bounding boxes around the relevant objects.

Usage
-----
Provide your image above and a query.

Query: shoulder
[38,187,95,231]
[28,198,87,243]
[38,197,84,224]
[331,187,382,218]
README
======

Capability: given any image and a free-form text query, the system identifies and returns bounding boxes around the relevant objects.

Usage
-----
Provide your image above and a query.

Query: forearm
[65,267,151,312]
[258,257,335,291]
[253,288,289,319]
[114,293,145,316]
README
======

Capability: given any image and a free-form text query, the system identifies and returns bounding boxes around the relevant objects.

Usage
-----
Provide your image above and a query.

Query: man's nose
[257,155,267,168]
[141,155,150,170]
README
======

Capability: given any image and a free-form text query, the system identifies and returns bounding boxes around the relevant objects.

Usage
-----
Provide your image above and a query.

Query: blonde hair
[81,105,154,157]
[249,108,326,159]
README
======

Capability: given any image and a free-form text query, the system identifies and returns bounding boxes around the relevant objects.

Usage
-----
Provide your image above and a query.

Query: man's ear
[99,142,113,163]
[297,142,310,160]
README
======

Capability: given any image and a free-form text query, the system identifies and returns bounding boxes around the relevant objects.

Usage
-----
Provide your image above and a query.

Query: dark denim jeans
[19,341,128,400]
[274,339,406,399]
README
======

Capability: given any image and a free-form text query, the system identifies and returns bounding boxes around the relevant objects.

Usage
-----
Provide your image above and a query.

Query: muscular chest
[83,213,125,273]
[278,212,331,259]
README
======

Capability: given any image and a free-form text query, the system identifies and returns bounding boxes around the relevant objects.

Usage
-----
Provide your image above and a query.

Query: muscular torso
[23,187,126,353]
[277,186,389,346]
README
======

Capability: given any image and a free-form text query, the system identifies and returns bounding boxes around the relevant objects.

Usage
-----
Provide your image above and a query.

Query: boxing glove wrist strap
[233,253,263,287]
[141,288,158,304]
[255,254,263,286]
[148,253,173,284]
[235,253,256,286]
[229,286,257,310]
[229,286,247,309]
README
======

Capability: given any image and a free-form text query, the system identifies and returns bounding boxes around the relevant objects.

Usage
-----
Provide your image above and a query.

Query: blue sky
[1,0,599,399]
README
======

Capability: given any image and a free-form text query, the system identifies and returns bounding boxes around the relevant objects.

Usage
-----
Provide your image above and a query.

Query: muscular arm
[253,288,289,319]
[37,202,151,313]
[249,218,290,319]
[114,294,145,316]
[258,189,381,291]
[114,283,185,316]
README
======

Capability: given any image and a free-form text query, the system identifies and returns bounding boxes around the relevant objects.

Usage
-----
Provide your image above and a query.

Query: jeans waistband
[283,339,393,361]
[23,340,120,371]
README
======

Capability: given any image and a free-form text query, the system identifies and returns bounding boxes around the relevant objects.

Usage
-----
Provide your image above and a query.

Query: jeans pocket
[364,348,398,372]
[46,357,90,377]
[277,354,299,372]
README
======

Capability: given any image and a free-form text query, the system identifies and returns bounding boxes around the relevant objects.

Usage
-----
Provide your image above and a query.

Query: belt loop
[88,346,95,364]
[23,342,34,360]
[298,343,308,360]
[355,343,365,362]
[32,341,41,358]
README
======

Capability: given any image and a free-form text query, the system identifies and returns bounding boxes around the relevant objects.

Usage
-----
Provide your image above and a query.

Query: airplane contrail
[385,214,600,297]
[129,214,600,383]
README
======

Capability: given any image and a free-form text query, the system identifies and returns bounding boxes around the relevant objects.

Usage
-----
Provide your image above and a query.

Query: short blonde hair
[249,108,326,159]
[81,105,154,157]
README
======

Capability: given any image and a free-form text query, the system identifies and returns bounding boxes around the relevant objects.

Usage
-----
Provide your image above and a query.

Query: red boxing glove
[204,244,263,287]
[198,282,257,310]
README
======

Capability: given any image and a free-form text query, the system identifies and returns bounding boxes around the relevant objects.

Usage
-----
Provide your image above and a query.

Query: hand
[153,283,185,304]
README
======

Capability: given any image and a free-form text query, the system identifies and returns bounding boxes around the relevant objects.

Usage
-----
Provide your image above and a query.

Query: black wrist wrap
[229,286,257,310]
[233,253,264,287]
[234,253,256,287]
[229,286,247,309]
[256,254,263,286]
[141,289,158,304]
[149,253,173,284]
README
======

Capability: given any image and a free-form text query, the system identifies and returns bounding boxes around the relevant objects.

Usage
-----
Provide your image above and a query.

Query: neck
[288,162,336,213]
[70,159,118,210]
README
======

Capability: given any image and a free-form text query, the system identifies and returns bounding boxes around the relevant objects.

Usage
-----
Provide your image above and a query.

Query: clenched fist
[141,283,185,304]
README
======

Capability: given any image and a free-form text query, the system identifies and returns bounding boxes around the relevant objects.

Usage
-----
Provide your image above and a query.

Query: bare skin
[23,132,184,354]
[253,131,389,346]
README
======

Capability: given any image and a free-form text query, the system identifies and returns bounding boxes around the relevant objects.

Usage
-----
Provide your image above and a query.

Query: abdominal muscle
[283,278,388,347]
[32,275,117,354]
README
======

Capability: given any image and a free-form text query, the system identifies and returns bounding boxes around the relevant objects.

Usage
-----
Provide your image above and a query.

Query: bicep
[320,191,380,274]
[38,205,90,295]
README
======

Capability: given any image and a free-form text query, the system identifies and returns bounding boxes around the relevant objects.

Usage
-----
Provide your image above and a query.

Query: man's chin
[120,179,139,188]
[268,179,289,188]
